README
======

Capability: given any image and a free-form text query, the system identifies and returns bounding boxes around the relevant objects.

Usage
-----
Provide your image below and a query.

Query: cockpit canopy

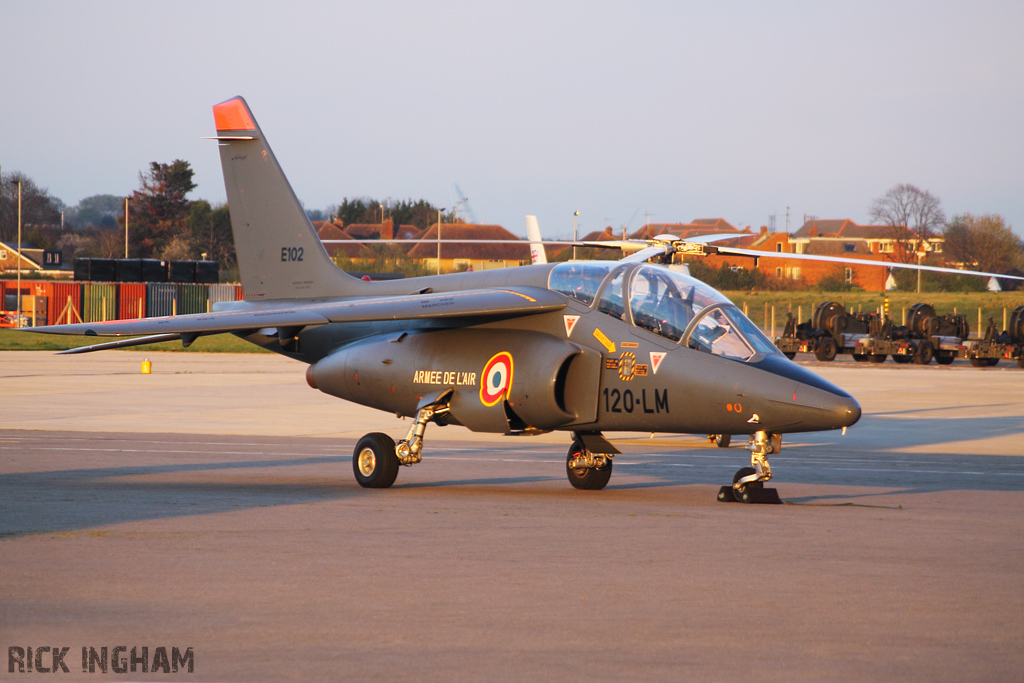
[548,261,781,362]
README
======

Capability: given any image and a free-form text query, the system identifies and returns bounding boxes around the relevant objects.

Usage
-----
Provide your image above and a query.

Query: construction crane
[451,182,479,224]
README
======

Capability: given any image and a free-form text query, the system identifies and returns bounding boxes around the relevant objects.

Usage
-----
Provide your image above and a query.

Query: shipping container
[178,284,209,315]
[83,283,117,322]
[118,283,147,320]
[89,259,117,282]
[146,283,177,317]
[141,259,168,283]
[116,259,143,282]
[208,284,237,306]
[73,258,91,281]
[195,261,219,284]
[168,261,195,283]
[47,282,83,324]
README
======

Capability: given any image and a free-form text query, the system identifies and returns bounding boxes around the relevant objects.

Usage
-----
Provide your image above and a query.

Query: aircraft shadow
[0,456,359,537]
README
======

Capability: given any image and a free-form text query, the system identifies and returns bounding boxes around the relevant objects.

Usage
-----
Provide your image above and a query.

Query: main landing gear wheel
[353,432,400,489]
[566,439,613,490]
[714,434,731,448]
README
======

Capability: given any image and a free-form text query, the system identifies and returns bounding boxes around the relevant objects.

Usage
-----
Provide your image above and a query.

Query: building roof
[407,224,530,261]
[793,219,924,240]
[629,220,740,241]
[314,223,371,259]
[0,241,43,269]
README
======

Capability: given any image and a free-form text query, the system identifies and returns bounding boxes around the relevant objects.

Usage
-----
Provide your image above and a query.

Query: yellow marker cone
[141,359,152,374]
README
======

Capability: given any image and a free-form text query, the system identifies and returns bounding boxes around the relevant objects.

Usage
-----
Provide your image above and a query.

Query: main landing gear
[353,397,451,489]
[566,437,614,490]
[717,430,782,504]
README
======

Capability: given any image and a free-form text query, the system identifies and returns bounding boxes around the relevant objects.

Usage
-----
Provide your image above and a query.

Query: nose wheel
[717,431,782,504]
[566,438,613,490]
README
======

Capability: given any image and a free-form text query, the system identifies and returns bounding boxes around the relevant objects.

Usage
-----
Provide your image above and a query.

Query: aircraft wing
[27,286,567,353]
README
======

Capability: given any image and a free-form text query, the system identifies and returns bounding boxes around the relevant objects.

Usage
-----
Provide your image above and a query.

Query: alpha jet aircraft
[32,97,877,502]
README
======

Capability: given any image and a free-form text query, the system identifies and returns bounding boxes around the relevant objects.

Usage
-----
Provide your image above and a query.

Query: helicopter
[28,96,1021,503]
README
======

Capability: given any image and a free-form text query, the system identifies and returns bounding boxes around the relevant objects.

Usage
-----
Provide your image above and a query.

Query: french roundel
[480,352,514,407]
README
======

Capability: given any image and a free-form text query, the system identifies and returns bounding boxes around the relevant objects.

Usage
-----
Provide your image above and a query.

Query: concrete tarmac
[1,351,1023,681]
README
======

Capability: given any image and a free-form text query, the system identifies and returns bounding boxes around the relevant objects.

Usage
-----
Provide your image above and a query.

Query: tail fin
[525,215,547,265]
[212,96,361,300]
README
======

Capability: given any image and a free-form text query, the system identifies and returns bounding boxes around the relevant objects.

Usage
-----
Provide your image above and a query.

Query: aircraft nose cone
[835,394,861,427]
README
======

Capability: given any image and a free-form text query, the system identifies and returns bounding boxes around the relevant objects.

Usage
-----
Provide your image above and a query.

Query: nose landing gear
[717,431,783,504]
[566,437,614,490]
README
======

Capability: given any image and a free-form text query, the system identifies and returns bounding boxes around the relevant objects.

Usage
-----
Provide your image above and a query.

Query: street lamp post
[572,211,579,261]
[123,200,130,262]
[11,181,22,327]
[437,208,446,275]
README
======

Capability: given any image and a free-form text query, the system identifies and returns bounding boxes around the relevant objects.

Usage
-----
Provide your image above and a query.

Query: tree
[122,160,196,258]
[332,197,456,230]
[942,213,1023,275]
[67,194,124,229]
[57,232,91,264]
[868,183,945,263]
[0,171,64,243]
[186,201,236,267]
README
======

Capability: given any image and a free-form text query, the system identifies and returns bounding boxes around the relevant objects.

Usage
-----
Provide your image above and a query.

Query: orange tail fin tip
[213,97,256,132]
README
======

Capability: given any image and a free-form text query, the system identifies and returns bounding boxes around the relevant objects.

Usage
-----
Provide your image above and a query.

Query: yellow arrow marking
[593,328,616,353]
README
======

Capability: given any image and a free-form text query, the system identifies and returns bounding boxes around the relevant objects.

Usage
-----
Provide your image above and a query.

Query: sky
[2,0,1022,239]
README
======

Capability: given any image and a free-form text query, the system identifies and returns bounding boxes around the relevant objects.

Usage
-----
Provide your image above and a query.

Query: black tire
[913,340,934,365]
[566,439,612,490]
[852,353,869,362]
[935,353,955,365]
[732,466,763,503]
[353,432,400,489]
[868,354,887,364]
[969,357,987,367]
[715,434,731,448]
[1018,356,1024,369]
[987,357,1000,367]
[783,352,796,360]
[892,354,912,364]
[815,337,838,362]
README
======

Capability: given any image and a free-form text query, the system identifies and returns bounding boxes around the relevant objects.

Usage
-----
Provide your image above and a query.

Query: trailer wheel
[868,354,887,363]
[815,337,838,362]
[969,357,987,367]
[852,353,868,362]
[892,355,912,364]
[913,341,934,365]
[935,353,955,365]
[783,352,796,360]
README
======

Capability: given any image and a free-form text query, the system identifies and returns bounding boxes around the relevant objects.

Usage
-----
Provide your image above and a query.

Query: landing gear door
[563,346,602,425]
